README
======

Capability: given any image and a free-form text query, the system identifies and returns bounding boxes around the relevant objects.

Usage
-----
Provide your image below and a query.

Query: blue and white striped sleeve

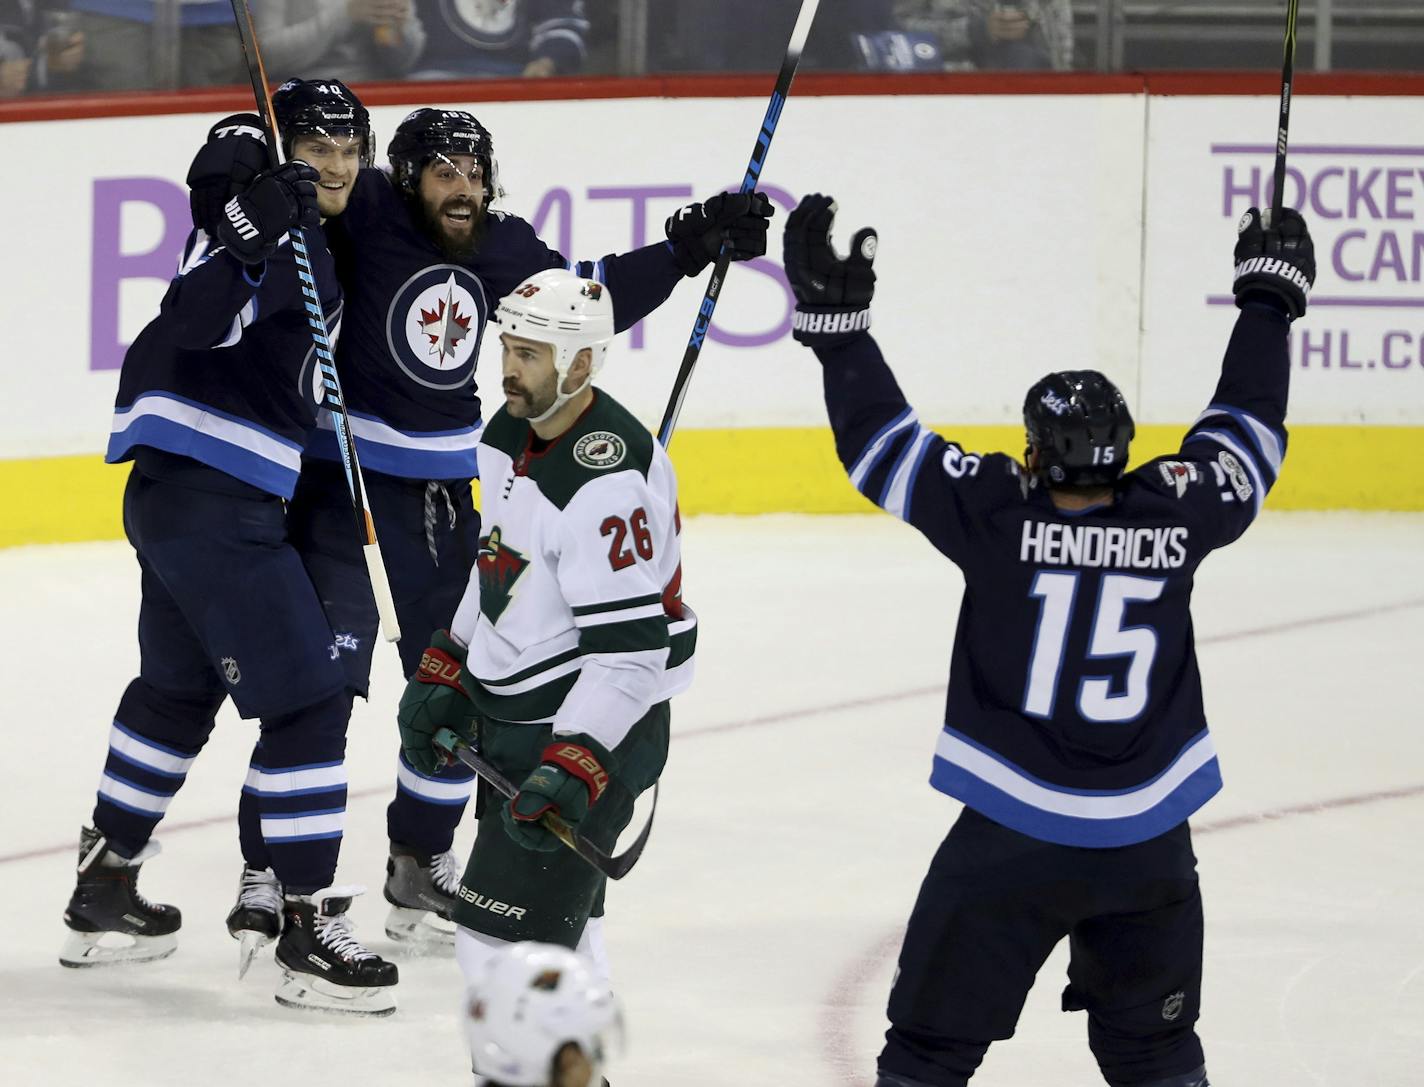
[1176,303,1291,545]
[819,331,1014,562]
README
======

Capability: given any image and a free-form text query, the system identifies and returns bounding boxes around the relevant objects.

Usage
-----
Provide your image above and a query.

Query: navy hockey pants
[879,806,1206,1087]
[288,461,480,856]
[91,453,352,893]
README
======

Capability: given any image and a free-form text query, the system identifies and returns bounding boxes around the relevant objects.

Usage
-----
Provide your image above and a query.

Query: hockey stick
[655,0,822,449]
[1270,0,1300,219]
[432,729,656,881]
[226,0,401,643]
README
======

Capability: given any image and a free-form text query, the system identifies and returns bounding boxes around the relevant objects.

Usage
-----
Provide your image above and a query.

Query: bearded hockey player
[63,82,400,1015]
[286,103,759,946]
[782,193,1313,1087]
[394,269,693,1078]
[464,942,624,1087]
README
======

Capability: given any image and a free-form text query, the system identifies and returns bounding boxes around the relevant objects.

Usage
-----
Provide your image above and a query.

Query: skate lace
[315,910,377,962]
[431,849,462,896]
[236,868,282,914]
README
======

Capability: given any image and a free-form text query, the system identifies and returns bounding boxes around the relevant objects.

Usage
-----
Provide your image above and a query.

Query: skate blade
[59,929,177,968]
[235,929,275,980]
[274,970,397,1017]
[384,904,456,949]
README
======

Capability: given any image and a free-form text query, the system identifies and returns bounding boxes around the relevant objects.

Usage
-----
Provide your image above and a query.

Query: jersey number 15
[1023,572,1165,724]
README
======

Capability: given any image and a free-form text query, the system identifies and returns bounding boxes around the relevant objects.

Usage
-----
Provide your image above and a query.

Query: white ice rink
[2,512,1422,1086]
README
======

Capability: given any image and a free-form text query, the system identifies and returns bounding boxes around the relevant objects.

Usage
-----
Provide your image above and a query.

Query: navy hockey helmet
[1023,370,1135,487]
[272,78,373,166]
[388,108,502,200]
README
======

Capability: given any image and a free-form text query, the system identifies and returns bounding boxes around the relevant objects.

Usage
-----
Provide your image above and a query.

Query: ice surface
[2,513,1421,1086]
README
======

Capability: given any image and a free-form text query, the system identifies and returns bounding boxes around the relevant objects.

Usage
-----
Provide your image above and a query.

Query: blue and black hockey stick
[1270,0,1300,220]
[226,0,400,643]
[656,0,822,448]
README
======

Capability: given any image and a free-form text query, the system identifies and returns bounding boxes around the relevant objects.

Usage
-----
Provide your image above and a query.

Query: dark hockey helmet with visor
[1023,370,1135,487]
[272,78,373,166]
[388,108,502,200]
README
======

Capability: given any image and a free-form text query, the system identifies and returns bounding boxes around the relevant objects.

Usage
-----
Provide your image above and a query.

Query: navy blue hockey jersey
[309,168,682,480]
[818,305,1290,847]
[106,230,342,499]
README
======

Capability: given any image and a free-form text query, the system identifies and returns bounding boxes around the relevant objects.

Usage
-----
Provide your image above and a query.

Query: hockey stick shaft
[432,729,656,881]
[226,0,400,644]
[1271,0,1300,218]
[655,0,821,449]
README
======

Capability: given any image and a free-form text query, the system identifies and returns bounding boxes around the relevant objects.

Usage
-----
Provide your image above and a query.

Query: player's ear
[565,348,593,392]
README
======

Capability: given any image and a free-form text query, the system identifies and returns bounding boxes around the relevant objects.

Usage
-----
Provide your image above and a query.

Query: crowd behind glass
[0,1,1417,98]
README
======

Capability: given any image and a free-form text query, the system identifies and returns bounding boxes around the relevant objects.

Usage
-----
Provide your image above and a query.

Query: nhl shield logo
[220,657,242,685]
[1161,990,1186,1022]
[386,264,487,391]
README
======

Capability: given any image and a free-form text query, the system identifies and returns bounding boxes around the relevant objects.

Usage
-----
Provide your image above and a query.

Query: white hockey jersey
[450,390,695,751]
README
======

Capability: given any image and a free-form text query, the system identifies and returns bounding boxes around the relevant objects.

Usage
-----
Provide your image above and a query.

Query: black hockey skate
[383,842,460,947]
[60,826,180,968]
[226,865,282,979]
[274,887,398,1016]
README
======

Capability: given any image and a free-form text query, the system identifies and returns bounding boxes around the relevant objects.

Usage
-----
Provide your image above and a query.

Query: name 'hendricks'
[1020,521,1189,570]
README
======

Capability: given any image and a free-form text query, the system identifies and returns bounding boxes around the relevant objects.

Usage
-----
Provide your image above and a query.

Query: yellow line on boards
[2,424,1420,549]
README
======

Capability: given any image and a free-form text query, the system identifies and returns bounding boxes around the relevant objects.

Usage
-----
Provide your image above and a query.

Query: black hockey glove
[664,191,774,277]
[1232,206,1315,320]
[215,162,321,266]
[783,192,877,348]
[186,113,269,238]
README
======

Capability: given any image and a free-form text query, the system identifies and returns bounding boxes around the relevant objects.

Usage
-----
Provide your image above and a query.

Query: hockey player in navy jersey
[285,100,769,945]
[783,193,1314,1087]
[62,87,401,1016]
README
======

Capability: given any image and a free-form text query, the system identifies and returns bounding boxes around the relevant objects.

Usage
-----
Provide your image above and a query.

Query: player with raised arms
[61,81,402,1017]
[394,269,693,1072]
[281,98,764,946]
[781,192,1313,1087]
[463,942,624,1087]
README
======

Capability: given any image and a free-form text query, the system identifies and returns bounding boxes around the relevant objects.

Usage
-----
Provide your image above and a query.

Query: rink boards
[1,78,1420,544]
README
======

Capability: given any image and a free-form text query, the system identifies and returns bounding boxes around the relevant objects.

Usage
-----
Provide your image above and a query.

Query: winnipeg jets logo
[477,526,529,625]
[388,265,486,390]
[419,280,473,363]
[1040,391,1072,416]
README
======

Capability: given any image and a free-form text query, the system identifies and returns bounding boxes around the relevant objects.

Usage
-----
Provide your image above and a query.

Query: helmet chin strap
[528,371,592,426]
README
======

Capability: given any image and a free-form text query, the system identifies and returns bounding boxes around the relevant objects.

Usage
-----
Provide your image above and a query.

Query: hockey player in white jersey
[396,268,693,1078]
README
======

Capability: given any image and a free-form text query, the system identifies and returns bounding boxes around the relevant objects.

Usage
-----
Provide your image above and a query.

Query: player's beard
[418,194,487,261]
[503,370,558,420]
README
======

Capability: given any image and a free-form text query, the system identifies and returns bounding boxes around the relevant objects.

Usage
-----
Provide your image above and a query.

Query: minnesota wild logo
[477,526,529,624]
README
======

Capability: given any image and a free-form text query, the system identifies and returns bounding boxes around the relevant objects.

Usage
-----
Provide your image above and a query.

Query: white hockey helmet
[463,942,625,1087]
[496,269,615,422]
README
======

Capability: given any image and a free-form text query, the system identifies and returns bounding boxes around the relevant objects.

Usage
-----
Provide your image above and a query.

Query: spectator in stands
[58,0,244,90]
[895,0,1074,70]
[0,1,84,95]
[253,0,425,84]
[654,0,903,73]
[408,0,588,80]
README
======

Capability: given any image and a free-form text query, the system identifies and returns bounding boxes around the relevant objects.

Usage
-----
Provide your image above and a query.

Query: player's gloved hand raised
[664,191,774,277]
[784,193,877,348]
[396,630,479,777]
[186,112,269,237]
[501,735,614,852]
[1232,206,1315,320]
[215,161,321,266]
